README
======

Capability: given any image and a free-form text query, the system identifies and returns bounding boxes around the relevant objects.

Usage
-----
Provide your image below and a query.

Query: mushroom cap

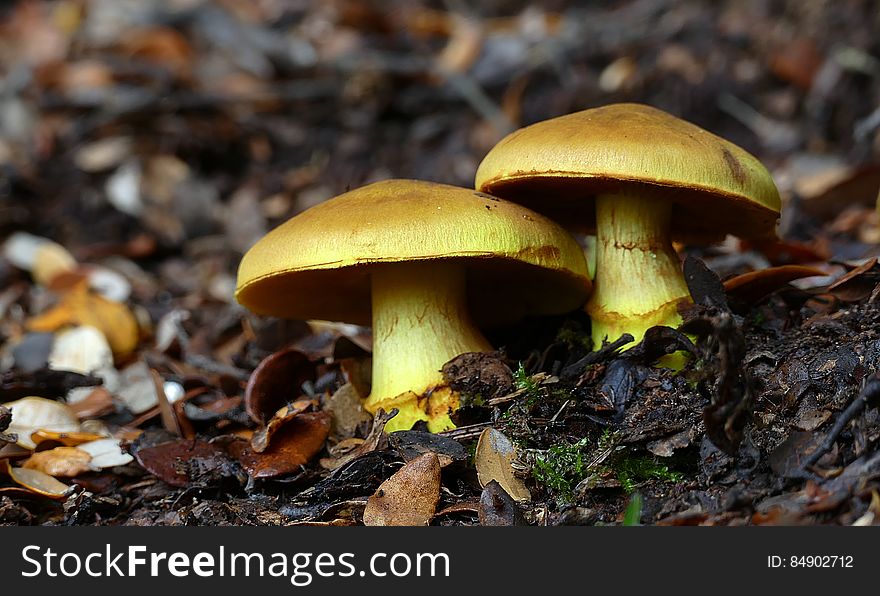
[235,179,591,326]
[475,103,781,241]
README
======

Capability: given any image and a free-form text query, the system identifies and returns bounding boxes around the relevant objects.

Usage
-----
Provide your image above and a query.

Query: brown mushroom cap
[475,103,781,242]
[235,179,591,327]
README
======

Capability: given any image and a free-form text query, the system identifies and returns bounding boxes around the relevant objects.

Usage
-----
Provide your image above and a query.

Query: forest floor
[2,0,880,526]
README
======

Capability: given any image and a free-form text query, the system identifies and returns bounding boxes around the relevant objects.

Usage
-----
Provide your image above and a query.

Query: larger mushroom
[475,103,781,352]
[235,179,590,432]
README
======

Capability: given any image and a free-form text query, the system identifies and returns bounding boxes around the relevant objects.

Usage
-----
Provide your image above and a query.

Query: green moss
[531,437,593,501]
[530,429,685,503]
[513,362,543,407]
[555,321,593,351]
[614,455,684,493]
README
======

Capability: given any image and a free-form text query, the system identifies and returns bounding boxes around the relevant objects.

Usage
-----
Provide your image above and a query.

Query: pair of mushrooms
[236,104,781,433]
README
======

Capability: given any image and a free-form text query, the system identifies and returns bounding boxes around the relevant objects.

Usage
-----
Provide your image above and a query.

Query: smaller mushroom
[475,103,781,355]
[235,180,590,432]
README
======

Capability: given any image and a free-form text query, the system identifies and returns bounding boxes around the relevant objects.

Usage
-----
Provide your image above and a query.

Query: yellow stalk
[366,261,492,432]
[586,192,690,350]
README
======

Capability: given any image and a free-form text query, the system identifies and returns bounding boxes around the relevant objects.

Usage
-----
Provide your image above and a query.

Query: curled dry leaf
[2,396,81,449]
[723,265,828,305]
[22,446,92,477]
[27,279,139,357]
[827,258,880,302]
[326,382,371,439]
[251,399,316,453]
[319,408,394,470]
[30,429,106,448]
[7,461,71,499]
[363,452,441,527]
[474,428,531,502]
[235,412,331,479]
[244,347,317,424]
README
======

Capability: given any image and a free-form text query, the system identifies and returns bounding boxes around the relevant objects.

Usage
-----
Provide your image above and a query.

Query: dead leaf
[363,452,441,526]
[22,446,92,477]
[30,429,106,447]
[244,347,318,424]
[134,439,225,487]
[2,232,76,286]
[724,265,827,305]
[474,428,531,502]
[2,396,81,449]
[47,325,114,374]
[479,480,527,526]
[326,383,371,439]
[319,408,394,470]
[7,461,71,499]
[828,258,880,302]
[235,412,331,479]
[78,438,133,469]
[28,279,139,357]
[251,399,316,453]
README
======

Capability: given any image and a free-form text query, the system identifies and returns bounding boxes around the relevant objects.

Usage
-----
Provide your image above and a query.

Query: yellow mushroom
[235,179,590,432]
[475,103,781,353]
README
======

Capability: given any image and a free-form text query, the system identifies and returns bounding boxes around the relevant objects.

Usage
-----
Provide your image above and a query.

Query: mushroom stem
[586,192,690,350]
[366,261,493,432]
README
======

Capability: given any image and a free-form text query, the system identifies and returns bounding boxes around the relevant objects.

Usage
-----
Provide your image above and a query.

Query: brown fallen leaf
[319,408,394,470]
[235,412,331,479]
[723,265,827,305]
[251,399,316,453]
[244,348,318,424]
[474,428,531,502]
[22,446,92,477]
[827,258,880,302]
[134,439,226,487]
[363,452,441,526]
[27,279,139,357]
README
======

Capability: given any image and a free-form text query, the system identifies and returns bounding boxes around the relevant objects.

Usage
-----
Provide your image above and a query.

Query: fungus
[235,179,590,432]
[475,103,781,354]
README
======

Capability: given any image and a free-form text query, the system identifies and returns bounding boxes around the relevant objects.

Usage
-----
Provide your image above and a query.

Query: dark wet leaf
[684,255,728,309]
[0,369,102,401]
[621,326,697,365]
[768,431,822,478]
[389,430,468,468]
[134,439,226,487]
[479,480,527,526]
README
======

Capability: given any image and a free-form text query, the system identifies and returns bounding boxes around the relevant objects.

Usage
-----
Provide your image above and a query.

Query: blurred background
[1,0,879,258]
[0,0,879,350]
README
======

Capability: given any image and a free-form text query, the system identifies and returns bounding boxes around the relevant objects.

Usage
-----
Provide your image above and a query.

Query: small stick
[802,372,880,469]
